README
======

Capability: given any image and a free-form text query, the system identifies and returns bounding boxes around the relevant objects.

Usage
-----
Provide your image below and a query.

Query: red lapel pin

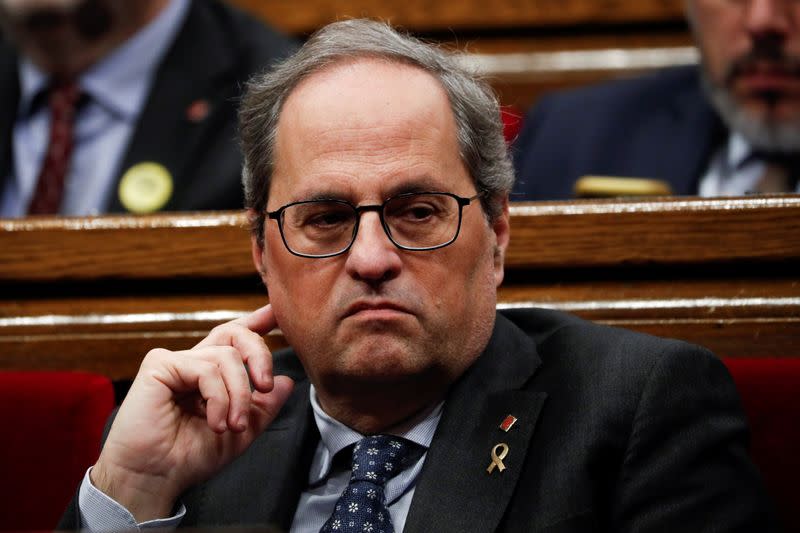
[186,99,210,123]
[499,414,517,432]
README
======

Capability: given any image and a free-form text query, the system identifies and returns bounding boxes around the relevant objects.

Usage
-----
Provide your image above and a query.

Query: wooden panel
[455,35,696,108]
[2,195,798,379]
[506,196,800,268]
[228,0,695,110]
[4,196,798,281]
[0,213,253,281]
[229,0,686,34]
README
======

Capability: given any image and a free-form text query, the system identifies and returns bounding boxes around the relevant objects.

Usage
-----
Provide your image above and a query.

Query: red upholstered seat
[500,105,522,144]
[0,371,114,531]
[723,358,800,533]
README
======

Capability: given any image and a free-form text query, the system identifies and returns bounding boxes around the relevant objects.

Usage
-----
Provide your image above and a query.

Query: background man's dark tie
[27,80,81,215]
[750,152,800,194]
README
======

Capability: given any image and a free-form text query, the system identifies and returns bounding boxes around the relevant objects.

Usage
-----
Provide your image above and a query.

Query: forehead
[269,58,471,203]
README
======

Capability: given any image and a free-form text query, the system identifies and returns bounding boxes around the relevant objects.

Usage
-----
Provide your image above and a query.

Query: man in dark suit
[0,0,295,216]
[513,0,800,200]
[60,19,775,532]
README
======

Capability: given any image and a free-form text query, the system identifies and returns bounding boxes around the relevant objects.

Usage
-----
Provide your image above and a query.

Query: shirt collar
[18,60,47,118]
[727,132,755,170]
[17,0,190,120]
[308,384,443,484]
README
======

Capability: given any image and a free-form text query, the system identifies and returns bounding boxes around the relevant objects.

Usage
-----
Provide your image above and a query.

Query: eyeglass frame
[266,191,481,258]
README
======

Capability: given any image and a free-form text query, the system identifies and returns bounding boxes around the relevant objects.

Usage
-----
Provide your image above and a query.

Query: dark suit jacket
[511,66,727,201]
[59,308,775,532]
[0,0,296,213]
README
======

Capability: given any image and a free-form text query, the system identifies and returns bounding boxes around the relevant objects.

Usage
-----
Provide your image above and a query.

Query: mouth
[343,300,413,320]
[730,61,800,95]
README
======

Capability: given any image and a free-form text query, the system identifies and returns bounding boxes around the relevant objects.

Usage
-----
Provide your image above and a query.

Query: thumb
[248,375,295,433]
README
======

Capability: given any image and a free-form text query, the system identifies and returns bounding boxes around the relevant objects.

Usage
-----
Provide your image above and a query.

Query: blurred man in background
[0,0,295,217]
[513,0,800,200]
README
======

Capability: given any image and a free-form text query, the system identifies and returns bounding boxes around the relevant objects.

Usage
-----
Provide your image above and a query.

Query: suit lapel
[405,313,546,533]
[664,74,726,195]
[649,68,725,195]
[0,41,19,190]
[617,67,725,195]
[107,1,242,213]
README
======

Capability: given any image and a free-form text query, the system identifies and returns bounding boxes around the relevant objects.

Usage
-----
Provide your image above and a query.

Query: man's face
[0,0,166,77]
[252,59,509,411]
[688,0,800,150]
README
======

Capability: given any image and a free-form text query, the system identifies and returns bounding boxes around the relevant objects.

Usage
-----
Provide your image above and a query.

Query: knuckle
[211,322,242,338]
[219,345,243,361]
[209,323,228,336]
[141,347,171,366]
[197,359,222,379]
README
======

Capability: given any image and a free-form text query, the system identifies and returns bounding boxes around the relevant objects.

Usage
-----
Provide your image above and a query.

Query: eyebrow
[300,192,350,202]
[290,176,449,204]
[384,176,448,198]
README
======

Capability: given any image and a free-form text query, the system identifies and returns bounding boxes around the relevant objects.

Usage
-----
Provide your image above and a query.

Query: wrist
[90,458,181,523]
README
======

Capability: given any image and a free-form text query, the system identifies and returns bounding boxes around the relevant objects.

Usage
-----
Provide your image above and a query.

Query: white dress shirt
[698,133,800,196]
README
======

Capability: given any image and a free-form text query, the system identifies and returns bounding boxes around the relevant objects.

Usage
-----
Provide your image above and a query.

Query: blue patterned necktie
[320,435,416,533]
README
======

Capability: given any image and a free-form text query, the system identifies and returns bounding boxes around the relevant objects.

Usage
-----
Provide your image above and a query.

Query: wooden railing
[2,195,798,380]
[229,0,686,34]
[226,0,696,109]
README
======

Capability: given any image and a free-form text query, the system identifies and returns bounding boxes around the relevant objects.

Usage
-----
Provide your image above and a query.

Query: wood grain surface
[2,195,798,379]
[226,0,694,110]
[229,0,686,34]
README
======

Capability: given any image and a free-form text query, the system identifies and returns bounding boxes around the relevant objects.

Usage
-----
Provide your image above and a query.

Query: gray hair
[239,18,514,244]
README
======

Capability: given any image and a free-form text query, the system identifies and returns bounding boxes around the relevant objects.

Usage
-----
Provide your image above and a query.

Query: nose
[344,211,402,285]
[745,0,791,40]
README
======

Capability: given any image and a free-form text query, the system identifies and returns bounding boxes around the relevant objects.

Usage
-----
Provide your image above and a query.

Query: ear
[249,209,268,285]
[492,196,510,287]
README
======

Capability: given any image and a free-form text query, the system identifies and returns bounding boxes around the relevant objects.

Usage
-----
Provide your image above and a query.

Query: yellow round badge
[118,162,173,214]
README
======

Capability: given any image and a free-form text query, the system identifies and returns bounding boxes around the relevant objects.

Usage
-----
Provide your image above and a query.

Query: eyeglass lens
[279,193,463,256]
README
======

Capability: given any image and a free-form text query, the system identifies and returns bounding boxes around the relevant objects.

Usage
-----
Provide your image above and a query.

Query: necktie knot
[48,81,81,117]
[320,435,419,533]
[350,435,411,485]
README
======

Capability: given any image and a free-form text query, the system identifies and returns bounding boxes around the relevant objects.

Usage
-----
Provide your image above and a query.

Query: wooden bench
[230,0,687,34]
[2,195,798,381]
[227,0,696,109]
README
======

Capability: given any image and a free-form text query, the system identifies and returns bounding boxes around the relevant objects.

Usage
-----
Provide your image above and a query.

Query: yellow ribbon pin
[486,442,509,474]
[118,162,173,214]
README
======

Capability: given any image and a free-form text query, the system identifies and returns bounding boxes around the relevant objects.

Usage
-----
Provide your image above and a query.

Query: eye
[287,202,354,231]
[400,203,437,221]
[305,209,351,228]
[386,194,450,223]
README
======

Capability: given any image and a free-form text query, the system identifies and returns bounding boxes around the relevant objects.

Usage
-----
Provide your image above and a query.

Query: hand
[91,304,294,522]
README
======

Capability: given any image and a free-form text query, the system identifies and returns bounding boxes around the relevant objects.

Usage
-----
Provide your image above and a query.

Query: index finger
[194,304,277,349]
[231,304,279,336]
[194,304,279,390]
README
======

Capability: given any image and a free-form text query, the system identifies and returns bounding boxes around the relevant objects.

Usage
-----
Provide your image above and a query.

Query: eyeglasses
[266,191,480,258]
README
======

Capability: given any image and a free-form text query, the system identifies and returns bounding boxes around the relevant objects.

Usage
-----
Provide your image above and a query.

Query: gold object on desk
[574,175,674,198]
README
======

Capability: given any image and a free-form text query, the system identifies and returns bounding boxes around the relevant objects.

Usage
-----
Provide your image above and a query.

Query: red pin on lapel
[186,99,210,122]
[499,414,517,432]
